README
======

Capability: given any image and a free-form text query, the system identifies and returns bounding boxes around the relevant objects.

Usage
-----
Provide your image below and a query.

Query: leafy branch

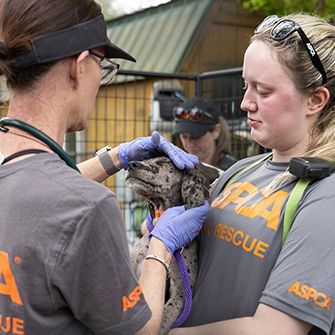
[241,0,335,20]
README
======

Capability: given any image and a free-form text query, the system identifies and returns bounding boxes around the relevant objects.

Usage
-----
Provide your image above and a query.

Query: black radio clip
[289,157,335,181]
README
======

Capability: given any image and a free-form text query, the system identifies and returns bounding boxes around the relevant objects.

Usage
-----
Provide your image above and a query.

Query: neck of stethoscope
[0,117,79,171]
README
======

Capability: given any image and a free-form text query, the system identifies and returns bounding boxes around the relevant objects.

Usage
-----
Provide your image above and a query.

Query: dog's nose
[128,161,142,169]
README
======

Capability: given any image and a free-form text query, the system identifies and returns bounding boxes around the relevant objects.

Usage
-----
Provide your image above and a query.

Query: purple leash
[146,214,155,232]
[146,214,192,327]
[171,249,193,328]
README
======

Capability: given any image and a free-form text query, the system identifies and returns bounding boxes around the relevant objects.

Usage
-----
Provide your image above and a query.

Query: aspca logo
[288,281,332,311]
[122,285,143,312]
[306,43,316,57]
[0,251,22,305]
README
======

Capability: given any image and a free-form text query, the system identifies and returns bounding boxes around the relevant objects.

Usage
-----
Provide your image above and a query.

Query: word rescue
[205,223,269,259]
[205,181,289,259]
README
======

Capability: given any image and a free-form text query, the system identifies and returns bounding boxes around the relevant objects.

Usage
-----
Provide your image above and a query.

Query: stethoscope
[0,117,79,171]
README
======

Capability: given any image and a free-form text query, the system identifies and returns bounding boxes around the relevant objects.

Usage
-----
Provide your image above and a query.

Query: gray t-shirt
[0,153,151,335]
[185,154,335,335]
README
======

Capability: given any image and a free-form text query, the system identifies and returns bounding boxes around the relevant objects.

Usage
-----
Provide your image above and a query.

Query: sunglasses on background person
[89,50,120,85]
[255,15,327,85]
[173,106,215,121]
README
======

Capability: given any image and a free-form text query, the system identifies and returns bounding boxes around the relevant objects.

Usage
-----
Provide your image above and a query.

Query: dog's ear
[181,167,210,209]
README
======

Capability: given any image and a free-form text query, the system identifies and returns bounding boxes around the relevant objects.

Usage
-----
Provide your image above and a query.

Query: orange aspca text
[122,285,143,312]
[0,314,24,334]
[288,281,332,311]
[211,182,288,231]
[0,251,22,306]
[213,224,269,259]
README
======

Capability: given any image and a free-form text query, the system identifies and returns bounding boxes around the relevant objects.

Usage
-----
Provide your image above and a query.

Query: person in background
[172,97,237,178]
[170,13,335,335]
[139,96,235,237]
[0,1,208,334]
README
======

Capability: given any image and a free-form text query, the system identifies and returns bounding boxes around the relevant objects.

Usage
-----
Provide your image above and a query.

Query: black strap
[2,149,48,164]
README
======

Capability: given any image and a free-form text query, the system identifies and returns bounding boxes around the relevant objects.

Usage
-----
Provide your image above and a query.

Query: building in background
[106,0,262,73]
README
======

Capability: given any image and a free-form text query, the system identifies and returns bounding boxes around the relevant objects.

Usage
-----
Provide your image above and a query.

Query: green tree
[241,0,335,19]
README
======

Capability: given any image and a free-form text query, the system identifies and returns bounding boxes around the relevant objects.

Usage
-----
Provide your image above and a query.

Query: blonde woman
[171,13,335,335]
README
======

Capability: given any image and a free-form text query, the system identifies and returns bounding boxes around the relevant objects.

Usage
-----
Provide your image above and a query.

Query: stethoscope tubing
[0,117,79,171]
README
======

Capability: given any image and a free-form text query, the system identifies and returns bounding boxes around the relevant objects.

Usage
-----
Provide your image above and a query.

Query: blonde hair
[252,13,335,187]
[252,13,335,161]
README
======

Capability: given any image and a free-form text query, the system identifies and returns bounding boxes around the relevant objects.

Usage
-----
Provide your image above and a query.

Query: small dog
[126,156,209,334]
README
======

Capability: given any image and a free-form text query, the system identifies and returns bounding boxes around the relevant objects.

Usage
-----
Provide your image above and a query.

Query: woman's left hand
[118,131,199,169]
[149,201,209,254]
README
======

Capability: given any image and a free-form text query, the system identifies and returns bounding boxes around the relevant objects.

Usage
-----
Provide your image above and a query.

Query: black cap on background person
[172,96,237,176]
[172,97,220,138]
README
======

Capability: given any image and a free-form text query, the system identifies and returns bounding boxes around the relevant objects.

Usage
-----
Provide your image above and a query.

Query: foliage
[241,0,335,20]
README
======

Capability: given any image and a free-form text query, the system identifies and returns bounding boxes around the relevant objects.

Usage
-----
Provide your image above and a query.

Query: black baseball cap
[11,15,136,69]
[172,97,220,138]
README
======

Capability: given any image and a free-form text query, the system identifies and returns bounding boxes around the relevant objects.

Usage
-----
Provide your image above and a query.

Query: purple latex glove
[118,131,199,170]
[149,201,209,254]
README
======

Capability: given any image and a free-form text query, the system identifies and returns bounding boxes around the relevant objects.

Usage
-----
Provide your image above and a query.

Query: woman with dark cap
[0,1,208,334]
[173,97,237,174]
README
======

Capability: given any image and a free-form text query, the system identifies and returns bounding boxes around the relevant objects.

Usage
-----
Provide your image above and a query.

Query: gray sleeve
[260,177,335,334]
[52,194,151,335]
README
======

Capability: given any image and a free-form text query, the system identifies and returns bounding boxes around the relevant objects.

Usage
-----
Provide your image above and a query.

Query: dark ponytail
[0,0,101,89]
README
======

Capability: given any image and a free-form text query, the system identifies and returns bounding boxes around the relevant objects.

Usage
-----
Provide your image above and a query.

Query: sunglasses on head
[173,106,215,121]
[255,15,327,85]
